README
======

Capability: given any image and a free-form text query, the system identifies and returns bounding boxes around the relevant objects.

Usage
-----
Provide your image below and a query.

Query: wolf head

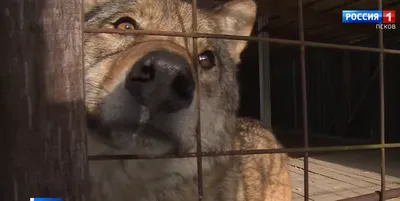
[84,0,257,157]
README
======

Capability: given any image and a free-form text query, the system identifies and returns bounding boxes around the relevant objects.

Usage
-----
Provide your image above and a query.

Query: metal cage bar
[377,0,386,200]
[83,28,400,54]
[81,0,400,201]
[88,143,400,160]
[190,0,204,200]
[297,0,310,200]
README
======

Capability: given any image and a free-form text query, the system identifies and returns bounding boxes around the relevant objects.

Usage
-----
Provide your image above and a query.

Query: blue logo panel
[342,10,382,23]
[30,198,62,201]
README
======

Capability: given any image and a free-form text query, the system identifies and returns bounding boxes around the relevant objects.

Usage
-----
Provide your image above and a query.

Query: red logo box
[383,10,396,24]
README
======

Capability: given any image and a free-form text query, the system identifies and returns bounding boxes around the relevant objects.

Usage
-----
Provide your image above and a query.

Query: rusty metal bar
[190,0,203,200]
[83,28,400,55]
[297,0,309,200]
[377,0,386,200]
[87,143,400,160]
[337,187,400,201]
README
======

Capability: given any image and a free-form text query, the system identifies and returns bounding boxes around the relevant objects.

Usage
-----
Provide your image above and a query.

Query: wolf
[83,0,292,200]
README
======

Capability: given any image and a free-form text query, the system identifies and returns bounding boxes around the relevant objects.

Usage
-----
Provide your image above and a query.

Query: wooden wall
[238,40,400,143]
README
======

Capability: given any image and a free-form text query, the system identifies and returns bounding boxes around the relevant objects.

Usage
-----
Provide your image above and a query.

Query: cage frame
[2,0,400,200]
[83,0,400,200]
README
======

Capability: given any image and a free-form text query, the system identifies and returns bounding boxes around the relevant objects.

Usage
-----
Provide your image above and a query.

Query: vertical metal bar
[378,0,386,200]
[190,0,203,201]
[298,0,310,200]
[258,18,272,129]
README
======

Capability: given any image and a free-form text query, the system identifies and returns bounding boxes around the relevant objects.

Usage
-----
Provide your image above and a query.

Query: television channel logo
[342,10,396,24]
[30,198,62,201]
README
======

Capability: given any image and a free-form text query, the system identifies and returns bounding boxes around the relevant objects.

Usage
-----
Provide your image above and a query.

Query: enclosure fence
[2,0,400,200]
[84,0,400,200]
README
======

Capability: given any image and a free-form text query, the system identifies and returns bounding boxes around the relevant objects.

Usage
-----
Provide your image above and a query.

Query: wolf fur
[83,0,292,200]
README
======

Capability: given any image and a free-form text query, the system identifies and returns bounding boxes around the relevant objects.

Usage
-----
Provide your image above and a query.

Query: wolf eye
[113,17,137,30]
[197,50,215,69]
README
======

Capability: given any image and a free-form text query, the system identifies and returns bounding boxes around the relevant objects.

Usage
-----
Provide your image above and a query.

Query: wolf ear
[213,0,257,62]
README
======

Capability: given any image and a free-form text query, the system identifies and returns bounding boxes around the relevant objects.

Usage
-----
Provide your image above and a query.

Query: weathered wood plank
[289,155,400,201]
[0,0,88,200]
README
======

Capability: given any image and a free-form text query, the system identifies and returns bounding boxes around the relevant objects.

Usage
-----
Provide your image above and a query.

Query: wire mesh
[83,0,400,200]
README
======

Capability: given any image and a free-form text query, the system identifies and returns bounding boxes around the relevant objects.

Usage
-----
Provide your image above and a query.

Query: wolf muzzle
[125,50,195,114]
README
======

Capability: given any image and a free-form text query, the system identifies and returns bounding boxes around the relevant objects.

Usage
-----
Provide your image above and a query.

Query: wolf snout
[125,50,195,113]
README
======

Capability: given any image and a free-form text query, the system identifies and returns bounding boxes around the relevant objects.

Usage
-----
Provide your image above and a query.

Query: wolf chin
[83,0,292,200]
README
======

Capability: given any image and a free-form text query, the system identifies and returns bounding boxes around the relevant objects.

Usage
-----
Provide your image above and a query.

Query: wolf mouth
[87,112,180,154]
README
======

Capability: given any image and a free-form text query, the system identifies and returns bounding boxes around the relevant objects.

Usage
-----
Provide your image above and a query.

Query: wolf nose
[125,50,195,113]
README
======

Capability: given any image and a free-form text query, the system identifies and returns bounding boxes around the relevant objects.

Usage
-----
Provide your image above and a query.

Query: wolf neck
[87,127,236,200]
[89,154,235,201]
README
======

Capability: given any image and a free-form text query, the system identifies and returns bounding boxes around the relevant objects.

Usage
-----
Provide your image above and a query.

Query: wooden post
[0,0,88,200]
